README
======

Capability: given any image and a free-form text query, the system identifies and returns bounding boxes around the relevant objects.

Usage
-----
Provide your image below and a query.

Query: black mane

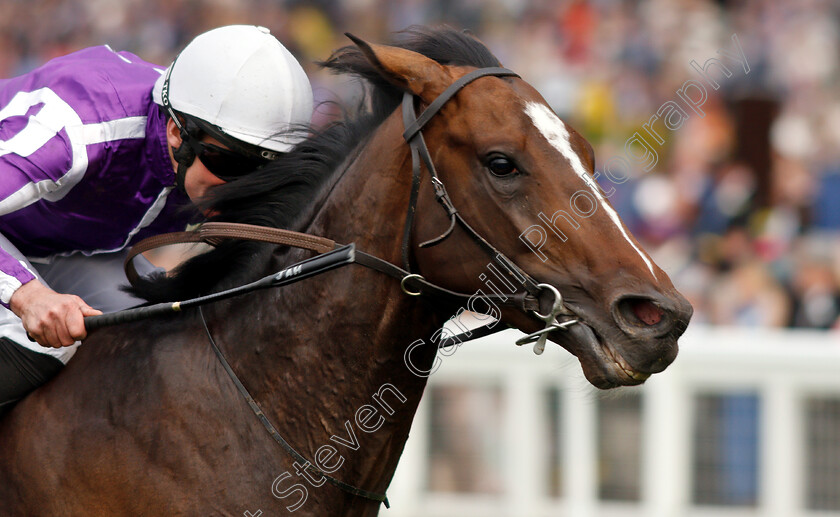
[131,26,501,303]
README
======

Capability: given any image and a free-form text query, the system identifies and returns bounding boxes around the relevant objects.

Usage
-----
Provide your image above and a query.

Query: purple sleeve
[0,95,77,306]
[0,131,62,302]
[0,62,90,305]
[0,247,36,308]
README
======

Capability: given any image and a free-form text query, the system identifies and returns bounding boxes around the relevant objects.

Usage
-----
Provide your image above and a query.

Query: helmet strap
[172,137,195,194]
[170,115,199,194]
[161,52,194,194]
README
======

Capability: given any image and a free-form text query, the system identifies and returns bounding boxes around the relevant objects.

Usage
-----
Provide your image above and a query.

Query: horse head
[347,35,693,389]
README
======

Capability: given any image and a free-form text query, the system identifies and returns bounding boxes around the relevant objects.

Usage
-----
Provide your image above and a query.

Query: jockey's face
[182,135,229,203]
[165,118,228,206]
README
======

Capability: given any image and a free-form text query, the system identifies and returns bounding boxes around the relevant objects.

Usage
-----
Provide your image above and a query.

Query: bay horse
[0,28,691,516]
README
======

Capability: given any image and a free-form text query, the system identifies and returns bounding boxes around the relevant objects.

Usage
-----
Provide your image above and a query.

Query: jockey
[0,25,313,412]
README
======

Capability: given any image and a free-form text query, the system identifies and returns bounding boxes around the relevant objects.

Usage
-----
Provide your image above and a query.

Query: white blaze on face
[524,102,657,280]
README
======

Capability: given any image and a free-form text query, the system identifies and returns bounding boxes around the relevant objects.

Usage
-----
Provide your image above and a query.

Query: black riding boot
[0,337,63,416]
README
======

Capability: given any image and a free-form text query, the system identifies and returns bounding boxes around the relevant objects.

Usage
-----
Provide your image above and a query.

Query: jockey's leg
[0,233,78,412]
[0,337,63,414]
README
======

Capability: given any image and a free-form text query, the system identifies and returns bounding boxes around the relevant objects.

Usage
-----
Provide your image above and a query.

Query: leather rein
[91,67,580,509]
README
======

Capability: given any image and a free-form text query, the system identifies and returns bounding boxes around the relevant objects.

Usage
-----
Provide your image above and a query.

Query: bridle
[398,68,543,294]
[396,67,578,351]
[86,66,580,509]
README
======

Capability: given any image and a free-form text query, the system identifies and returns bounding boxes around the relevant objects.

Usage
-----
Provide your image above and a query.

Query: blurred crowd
[2,0,839,330]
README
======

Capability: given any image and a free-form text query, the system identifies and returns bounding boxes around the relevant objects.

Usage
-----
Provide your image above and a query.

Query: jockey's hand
[9,280,102,348]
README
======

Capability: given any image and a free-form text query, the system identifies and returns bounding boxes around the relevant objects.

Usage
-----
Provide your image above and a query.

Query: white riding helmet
[153,25,313,153]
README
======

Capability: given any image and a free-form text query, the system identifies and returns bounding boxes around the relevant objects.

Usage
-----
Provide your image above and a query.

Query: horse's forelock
[322,26,500,80]
[393,26,501,68]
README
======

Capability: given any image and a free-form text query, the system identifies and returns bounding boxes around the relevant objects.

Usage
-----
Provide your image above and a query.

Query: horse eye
[487,156,518,177]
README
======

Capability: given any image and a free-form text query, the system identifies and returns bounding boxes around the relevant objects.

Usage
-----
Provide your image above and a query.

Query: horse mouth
[552,319,651,389]
[602,338,651,384]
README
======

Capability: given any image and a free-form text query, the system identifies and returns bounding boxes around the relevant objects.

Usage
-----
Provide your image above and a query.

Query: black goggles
[181,132,270,182]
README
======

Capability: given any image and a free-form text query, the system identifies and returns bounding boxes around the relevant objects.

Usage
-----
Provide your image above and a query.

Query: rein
[118,222,542,314]
[84,66,580,510]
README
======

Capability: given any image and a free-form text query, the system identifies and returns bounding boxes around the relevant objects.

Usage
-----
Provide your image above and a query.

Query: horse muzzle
[536,287,692,388]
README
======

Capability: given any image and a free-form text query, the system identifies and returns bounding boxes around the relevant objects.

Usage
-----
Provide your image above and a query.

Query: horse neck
[215,110,446,513]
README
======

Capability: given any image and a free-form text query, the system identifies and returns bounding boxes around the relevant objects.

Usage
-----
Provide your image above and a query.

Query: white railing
[381,325,840,517]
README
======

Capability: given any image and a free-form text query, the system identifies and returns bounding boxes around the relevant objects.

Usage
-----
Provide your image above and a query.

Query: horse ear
[345,33,450,103]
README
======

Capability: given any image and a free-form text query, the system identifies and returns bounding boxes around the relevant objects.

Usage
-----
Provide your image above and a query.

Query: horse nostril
[614,296,669,331]
[631,299,664,326]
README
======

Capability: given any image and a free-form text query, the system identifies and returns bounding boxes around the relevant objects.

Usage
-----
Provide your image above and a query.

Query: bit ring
[532,283,564,321]
[400,274,424,296]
